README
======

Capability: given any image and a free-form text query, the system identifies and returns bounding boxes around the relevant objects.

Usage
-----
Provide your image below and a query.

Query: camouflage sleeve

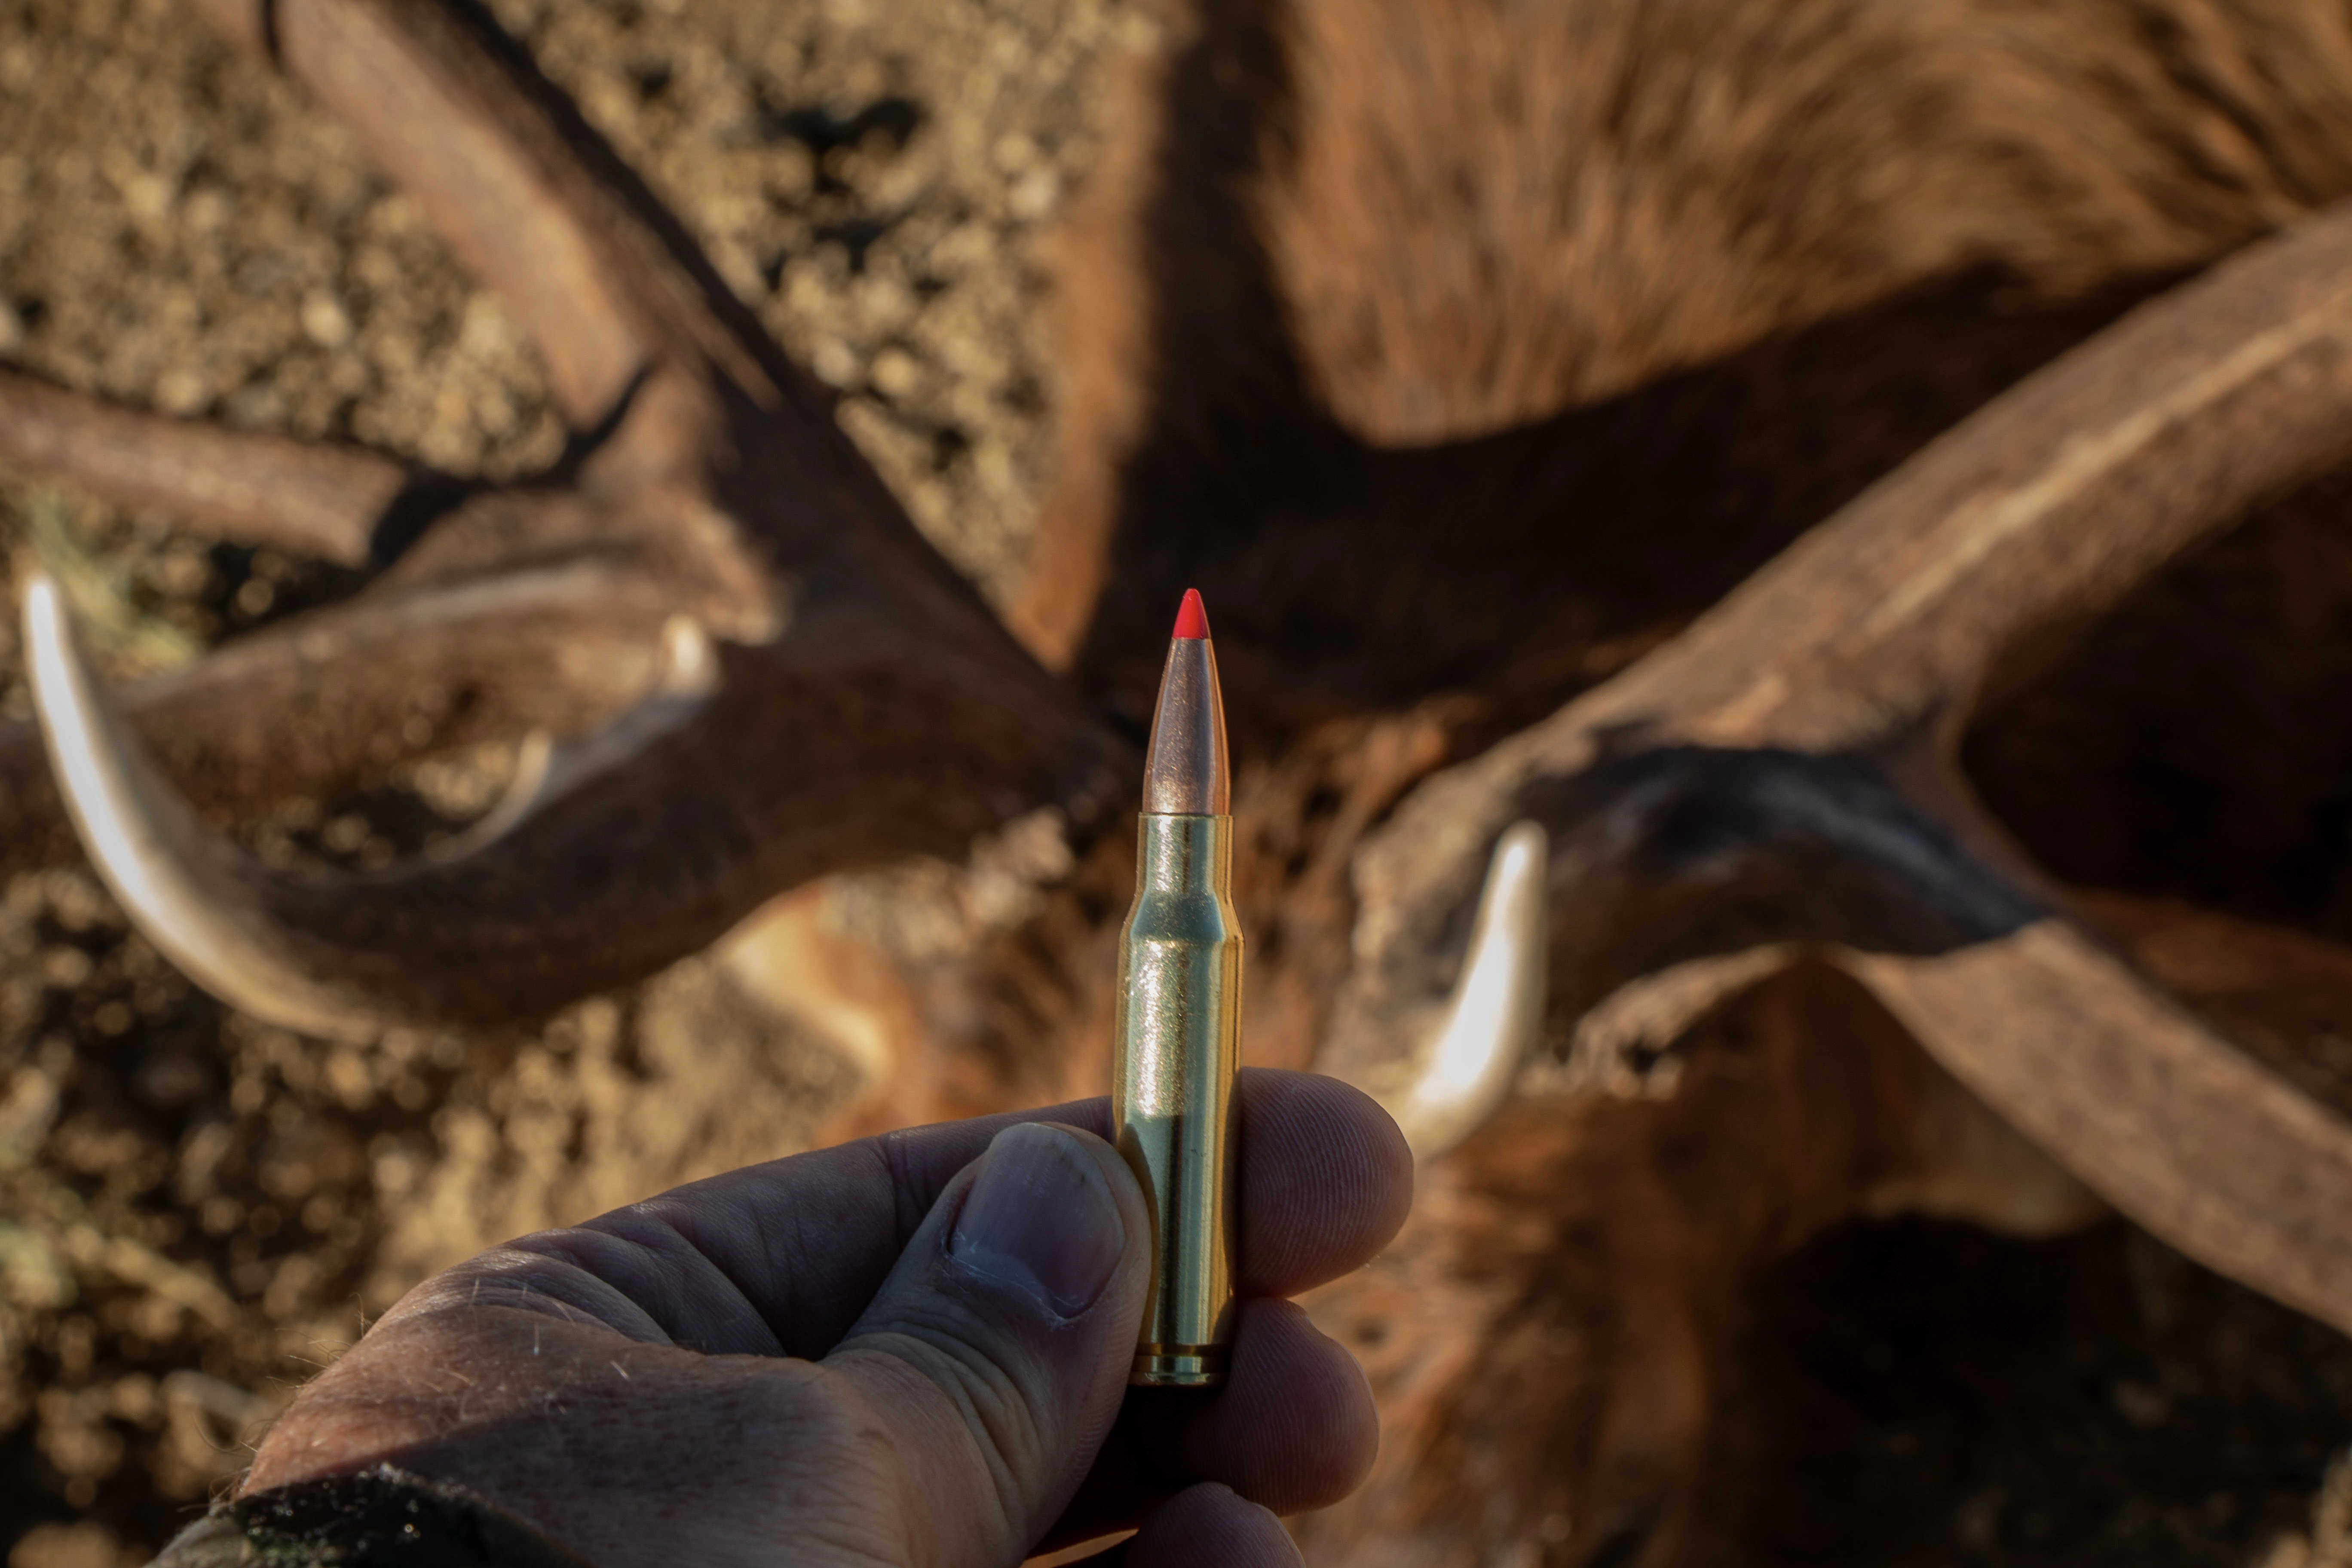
[146,1465,599,1568]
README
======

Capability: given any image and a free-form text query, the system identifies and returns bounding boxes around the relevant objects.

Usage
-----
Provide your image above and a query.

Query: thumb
[825,1120,1154,1567]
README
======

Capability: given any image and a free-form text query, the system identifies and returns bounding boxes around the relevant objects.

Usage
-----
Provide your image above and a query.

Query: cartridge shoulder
[1121,890,1244,946]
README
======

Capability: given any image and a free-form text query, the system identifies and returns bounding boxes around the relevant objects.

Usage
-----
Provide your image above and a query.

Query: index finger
[505,1068,1412,1357]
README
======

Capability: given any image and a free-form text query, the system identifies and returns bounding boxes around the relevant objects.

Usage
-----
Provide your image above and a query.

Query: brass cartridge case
[1112,811,1242,1385]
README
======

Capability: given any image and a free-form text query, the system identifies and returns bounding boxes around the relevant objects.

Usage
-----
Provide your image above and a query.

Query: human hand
[242,1069,1413,1567]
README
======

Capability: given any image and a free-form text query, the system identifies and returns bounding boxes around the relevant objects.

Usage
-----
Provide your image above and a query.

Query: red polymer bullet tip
[1172,588,1211,640]
[1145,588,1228,813]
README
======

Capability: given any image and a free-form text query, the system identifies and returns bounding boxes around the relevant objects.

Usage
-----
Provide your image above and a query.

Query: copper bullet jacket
[1141,636,1229,815]
[1114,594,1240,1386]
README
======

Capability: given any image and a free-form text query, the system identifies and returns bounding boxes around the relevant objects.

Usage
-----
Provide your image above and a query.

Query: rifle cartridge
[1113,590,1240,1386]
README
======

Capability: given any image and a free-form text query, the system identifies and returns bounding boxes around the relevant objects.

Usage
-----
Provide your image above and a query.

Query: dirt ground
[6,1,2352,1566]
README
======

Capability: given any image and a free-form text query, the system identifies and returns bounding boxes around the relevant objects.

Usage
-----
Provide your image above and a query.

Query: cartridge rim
[1130,1344,1230,1386]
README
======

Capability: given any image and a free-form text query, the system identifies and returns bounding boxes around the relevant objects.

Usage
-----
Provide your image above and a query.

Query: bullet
[1113,588,1241,1386]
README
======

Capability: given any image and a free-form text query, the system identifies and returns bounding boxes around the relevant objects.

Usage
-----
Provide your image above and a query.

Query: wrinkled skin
[244,1070,1413,1568]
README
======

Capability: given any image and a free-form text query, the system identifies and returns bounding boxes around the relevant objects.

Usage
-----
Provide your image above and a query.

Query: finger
[1036,1299,1378,1550]
[1066,1485,1303,1568]
[822,1122,1154,1565]
[498,1069,1411,1356]
[865,1070,1414,1297]
[1219,1070,1415,1296]
[1142,1299,1377,1510]
[868,1069,1412,1296]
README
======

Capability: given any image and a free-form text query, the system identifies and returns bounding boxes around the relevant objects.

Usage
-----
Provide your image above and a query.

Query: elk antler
[1331,200,2352,1335]
[3,0,1120,1037]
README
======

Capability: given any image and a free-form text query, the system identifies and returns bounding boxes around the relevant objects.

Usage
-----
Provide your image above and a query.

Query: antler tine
[0,367,412,566]
[190,0,789,425]
[24,571,1113,1036]
[0,552,674,878]
[1352,822,1550,1161]
[28,574,386,1038]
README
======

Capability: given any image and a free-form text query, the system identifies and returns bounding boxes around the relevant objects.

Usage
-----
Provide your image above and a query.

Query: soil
[3,1,2352,1566]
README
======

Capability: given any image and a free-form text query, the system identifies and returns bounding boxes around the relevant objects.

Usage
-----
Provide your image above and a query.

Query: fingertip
[1124,1484,1302,1568]
[1236,1069,1415,1296]
[1146,1297,1379,1513]
[946,1122,1145,1318]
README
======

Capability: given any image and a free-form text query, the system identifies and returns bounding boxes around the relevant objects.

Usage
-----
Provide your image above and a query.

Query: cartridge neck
[1136,812,1234,893]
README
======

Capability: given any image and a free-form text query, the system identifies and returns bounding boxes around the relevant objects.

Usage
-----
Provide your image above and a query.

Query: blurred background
[8,1,2352,1566]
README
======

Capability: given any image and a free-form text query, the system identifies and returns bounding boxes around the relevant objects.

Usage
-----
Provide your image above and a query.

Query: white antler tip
[658,613,716,694]
[1390,819,1550,1161]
